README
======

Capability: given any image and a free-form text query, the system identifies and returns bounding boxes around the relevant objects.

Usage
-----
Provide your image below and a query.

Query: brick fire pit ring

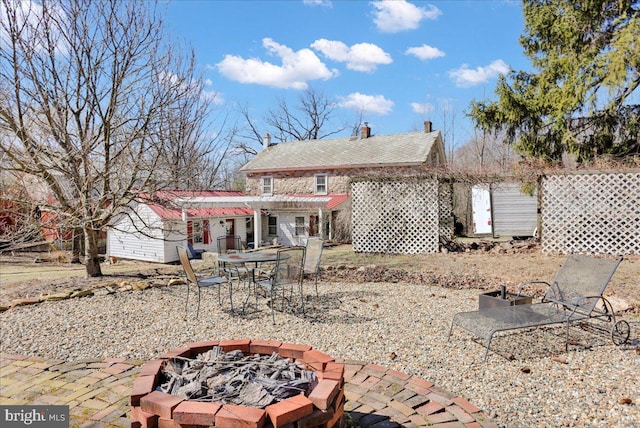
[130,339,345,428]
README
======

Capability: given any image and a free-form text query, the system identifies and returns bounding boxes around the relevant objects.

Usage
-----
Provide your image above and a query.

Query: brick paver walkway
[0,353,496,427]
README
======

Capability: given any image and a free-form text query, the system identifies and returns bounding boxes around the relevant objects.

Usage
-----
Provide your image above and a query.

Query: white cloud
[216,38,338,89]
[449,59,509,87]
[303,0,332,7]
[371,0,441,33]
[0,0,68,54]
[203,90,224,105]
[311,39,392,72]
[337,92,394,115]
[410,102,435,115]
[405,44,445,61]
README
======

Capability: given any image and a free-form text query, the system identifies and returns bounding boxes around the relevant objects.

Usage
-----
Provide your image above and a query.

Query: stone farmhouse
[106,122,446,262]
[240,121,446,247]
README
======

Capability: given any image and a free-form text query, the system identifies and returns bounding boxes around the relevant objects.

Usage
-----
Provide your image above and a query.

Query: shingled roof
[240,130,443,173]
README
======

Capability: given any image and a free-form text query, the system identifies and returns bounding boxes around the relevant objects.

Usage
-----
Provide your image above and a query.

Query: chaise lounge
[448,254,630,360]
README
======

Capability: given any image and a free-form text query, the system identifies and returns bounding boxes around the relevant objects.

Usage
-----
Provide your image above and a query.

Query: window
[188,220,204,244]
[262,176,273,195]
[314,174,327,195]
[295,216,305,236]
[268,215,277,236]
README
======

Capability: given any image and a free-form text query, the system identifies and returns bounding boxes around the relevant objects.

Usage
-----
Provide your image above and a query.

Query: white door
[472,185,492,235]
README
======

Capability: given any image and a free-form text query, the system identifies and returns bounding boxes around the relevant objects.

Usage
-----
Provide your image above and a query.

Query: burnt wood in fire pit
[160,346,317,408]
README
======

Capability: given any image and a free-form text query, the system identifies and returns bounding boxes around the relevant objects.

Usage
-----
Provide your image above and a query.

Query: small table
[217,252,280,265]
[217,252,282,314]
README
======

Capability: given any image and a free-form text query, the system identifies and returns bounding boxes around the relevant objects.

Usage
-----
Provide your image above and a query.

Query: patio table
[217,251,284,314]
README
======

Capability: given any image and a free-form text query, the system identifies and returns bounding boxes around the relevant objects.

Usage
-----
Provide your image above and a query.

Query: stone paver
[0,353,496,427]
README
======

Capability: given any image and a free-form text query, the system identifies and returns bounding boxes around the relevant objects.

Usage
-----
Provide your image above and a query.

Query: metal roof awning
[174,195,334,209]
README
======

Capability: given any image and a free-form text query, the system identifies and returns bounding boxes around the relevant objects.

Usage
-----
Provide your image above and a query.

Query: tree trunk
[84,227,103,277]
[71,228,83,264]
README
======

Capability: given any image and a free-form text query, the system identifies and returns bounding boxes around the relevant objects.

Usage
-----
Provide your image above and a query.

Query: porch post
[253,208,262,248]
[318,208,324,239]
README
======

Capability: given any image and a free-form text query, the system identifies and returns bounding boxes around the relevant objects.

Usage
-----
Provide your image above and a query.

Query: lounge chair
[448,254,630,360]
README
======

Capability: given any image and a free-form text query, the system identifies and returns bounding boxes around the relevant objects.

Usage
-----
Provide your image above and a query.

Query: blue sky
[164,0,530,150]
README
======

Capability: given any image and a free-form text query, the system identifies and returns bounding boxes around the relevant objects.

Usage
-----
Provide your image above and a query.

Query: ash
[159,347,318,408]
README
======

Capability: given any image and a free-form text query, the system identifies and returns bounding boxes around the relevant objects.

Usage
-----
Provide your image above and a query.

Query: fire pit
[130,339,345,428]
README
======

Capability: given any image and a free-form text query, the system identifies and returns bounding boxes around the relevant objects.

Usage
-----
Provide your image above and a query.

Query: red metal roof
[148,205,254,220]
[325,193,349,209]
[142,191,348,220]
[146,189,245,199]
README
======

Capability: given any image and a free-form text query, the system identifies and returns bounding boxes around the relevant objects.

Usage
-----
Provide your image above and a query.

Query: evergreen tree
[469,0,640,164]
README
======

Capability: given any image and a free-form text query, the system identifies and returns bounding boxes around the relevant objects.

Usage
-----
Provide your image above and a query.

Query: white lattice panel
[351,178,443,254]
[542,171,640,255]
[439,181,454,240]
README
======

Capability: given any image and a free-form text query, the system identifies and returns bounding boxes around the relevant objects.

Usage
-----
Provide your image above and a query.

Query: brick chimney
[361,122,371,139]
[424,120,432,133]
[263,133,271,150]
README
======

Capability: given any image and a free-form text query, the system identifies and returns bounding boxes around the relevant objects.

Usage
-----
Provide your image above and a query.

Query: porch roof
[148,205,255,220]
[146,194,347,220]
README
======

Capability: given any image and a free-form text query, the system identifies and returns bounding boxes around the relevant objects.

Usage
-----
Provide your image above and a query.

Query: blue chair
[187,241,205,259]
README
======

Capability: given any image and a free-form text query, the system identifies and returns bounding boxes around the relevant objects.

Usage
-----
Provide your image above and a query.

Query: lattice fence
[351,177,452,254]
[541,171,640,255]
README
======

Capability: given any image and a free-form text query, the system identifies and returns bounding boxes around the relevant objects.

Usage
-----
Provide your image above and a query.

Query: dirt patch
[0,251,182,305]
[1,243,638,313]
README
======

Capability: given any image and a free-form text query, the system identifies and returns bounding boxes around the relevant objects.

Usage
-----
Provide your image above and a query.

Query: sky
[164,0,530,151]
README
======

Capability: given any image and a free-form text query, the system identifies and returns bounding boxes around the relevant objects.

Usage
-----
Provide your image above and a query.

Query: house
[108,122,446,262]
[239,121,446,247]
[107,190,253,263]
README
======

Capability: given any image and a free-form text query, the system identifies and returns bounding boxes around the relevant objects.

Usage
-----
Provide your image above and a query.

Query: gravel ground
[1,280,639,428]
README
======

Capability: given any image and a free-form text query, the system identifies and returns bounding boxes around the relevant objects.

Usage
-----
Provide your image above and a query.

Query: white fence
[351,177,452,254]
[542,171,640,255]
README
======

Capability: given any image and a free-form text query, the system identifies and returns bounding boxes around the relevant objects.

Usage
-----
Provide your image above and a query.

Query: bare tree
[0,0,217,276]
[453,129,516,173]
[236,87,352,156]
[266,87,349,142]
[154,80,236,190]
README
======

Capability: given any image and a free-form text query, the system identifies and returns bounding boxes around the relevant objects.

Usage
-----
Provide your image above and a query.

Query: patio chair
[448,254,630,361]
[187,241,205,259]
[304,237,324,296]
[217,235,243,254]
[252,246,306,323]
[216,235,248,285]
[177,246,233,318]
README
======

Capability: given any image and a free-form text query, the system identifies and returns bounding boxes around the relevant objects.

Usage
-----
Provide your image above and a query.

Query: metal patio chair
[177,246,233,318]
[448,254,630,360]
[304,237,324,296]
[216,235,248,285]
[217,235,243,254]
[252,246,306,323]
